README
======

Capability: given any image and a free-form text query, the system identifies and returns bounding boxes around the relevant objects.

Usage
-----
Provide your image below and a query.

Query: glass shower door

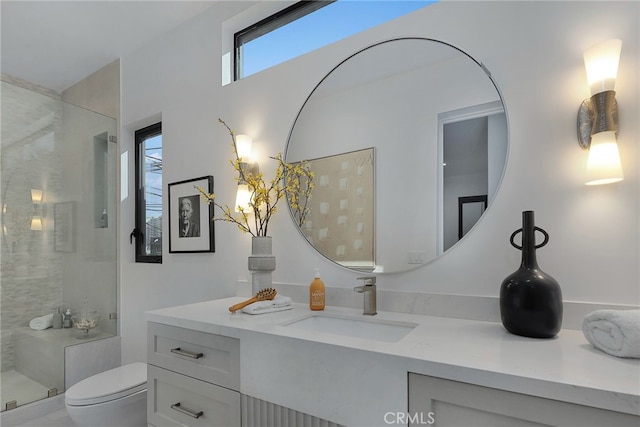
[1,80,117,411]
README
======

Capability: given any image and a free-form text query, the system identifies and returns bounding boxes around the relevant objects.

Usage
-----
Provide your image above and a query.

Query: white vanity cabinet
[408,373,640,427]
[146,322,241,427]
[146,299,639,427]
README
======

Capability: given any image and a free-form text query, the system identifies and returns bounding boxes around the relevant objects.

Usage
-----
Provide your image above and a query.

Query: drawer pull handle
[170,347,203,359]
[171,402,203,419]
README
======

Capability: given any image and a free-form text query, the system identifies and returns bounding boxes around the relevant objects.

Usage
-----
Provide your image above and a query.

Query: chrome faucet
[354,277,377,315]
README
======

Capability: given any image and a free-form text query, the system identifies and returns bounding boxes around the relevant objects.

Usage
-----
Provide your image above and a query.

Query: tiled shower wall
[1,77,65,372]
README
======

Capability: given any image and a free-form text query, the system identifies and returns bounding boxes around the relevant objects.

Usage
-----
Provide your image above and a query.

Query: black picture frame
[168,176,215,253]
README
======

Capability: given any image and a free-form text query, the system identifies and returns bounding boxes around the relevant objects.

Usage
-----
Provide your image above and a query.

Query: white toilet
[65,362,147,427]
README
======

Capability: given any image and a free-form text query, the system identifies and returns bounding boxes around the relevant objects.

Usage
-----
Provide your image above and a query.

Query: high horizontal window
[234,0,436,80]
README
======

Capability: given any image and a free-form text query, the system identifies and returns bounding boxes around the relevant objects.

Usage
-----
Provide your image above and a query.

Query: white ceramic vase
[248,236,276,294]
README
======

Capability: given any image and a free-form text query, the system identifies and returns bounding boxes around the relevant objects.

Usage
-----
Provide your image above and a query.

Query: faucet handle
[357,276,376,286]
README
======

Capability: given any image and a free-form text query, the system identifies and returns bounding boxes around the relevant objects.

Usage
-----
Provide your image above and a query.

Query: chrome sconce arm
[577,90,618,150]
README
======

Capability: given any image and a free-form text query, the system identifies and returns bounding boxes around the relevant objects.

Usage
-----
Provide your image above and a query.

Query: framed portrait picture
[168,176,215,253]
[54,201,75,252]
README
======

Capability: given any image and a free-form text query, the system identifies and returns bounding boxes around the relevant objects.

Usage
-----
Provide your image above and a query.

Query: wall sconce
[577,39,624,186]
[234,135,259,212]
[30,188,44,230]
[235,134,253,161]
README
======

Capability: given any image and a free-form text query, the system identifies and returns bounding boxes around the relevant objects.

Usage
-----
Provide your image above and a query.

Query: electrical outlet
[408,251,427,264]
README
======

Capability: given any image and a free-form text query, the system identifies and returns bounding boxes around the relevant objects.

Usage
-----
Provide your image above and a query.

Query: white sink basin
[282,313,417,342]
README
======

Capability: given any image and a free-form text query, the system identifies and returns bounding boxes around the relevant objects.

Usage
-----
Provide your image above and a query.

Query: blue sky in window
[242,0,437,78]
[144,135,163,223]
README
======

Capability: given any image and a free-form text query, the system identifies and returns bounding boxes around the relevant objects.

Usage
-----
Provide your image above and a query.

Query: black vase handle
[510,227,549,250]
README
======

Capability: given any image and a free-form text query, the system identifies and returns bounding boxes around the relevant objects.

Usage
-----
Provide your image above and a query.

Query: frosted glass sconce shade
[31,189,43,204]
[585,131,624,185]
[577,39,624,186]
[30,217,43,231]
[235,183,251,212]
[583,39,622,95]
[235,134,252,161]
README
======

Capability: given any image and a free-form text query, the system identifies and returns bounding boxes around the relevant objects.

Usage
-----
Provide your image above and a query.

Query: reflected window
[134,122,162,263]
[234,0,435,80]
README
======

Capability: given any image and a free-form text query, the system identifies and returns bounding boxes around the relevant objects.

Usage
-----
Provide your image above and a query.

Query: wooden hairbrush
[228,288,277,313]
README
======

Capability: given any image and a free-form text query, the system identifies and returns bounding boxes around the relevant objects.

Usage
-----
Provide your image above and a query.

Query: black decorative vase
[500,211,563,338]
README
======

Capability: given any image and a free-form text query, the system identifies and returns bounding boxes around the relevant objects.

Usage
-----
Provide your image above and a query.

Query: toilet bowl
[65,362,147,427]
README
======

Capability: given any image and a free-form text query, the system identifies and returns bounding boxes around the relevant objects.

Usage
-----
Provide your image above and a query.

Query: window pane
[135,122,162,263]
[143,134,162,256]
[237,0,436,79]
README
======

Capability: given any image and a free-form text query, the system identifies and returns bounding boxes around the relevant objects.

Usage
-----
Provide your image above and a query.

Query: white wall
[120,1,640,363]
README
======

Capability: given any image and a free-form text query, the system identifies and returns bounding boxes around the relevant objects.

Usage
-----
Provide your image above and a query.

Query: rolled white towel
[29,313,54,331]
[582,309,640,358]
[242,295,293,315]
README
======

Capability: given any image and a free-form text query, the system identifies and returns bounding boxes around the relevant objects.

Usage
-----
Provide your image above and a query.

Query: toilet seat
[65,362,147,406]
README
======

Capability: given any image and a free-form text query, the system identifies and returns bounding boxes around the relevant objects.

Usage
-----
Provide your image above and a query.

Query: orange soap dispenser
[309,269,325,310]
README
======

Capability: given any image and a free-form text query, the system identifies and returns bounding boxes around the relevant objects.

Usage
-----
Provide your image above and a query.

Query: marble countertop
[146,297,639,424]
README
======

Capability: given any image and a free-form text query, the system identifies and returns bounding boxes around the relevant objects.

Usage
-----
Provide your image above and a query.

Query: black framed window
[134,122,162,263]
[234,0,335,80]
[233,0,434,81]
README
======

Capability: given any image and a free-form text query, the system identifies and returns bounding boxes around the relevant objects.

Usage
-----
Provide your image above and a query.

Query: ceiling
[1,1,219,93]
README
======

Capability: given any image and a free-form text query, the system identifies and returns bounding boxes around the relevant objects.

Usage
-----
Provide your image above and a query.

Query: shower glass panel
[1,79,117,411]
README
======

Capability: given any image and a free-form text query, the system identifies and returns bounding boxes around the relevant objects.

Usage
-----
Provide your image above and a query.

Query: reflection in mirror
[296,148,375,270]
[286,38,508,273]
[439,101,507,253]
[458,196,487,242]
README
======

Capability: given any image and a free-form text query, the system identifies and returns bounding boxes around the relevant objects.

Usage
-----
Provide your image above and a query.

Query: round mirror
[285,38,508,274]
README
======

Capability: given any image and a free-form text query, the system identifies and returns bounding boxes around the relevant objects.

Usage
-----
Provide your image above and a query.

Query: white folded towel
[29,313,54,331]
[582,309,640,358]
[242,295,293,315]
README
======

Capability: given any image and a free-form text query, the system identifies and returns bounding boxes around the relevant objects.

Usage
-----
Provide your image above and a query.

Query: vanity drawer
[148,365,240,427]
[148,322,240,391]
